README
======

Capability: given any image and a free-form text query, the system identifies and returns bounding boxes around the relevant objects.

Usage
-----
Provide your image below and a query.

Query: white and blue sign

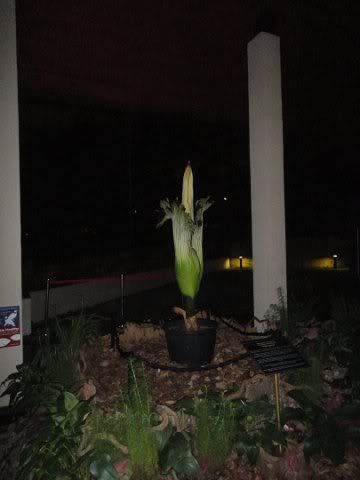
[0,306,20,348]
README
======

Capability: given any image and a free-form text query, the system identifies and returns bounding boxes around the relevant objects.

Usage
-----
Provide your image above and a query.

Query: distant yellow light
[306,257,335,269]
[228,256,253,269]
[224,258,231,269]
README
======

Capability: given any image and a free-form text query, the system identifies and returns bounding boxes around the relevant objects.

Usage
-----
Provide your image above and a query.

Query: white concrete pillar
[247,32,287,331]
[0,0,23,406]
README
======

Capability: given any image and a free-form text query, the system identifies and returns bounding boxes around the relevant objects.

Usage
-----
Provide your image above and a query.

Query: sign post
[245,334,307,446]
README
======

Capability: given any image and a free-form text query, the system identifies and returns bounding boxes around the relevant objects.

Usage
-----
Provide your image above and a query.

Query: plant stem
[184,296,198,330]
[184,296,195,317]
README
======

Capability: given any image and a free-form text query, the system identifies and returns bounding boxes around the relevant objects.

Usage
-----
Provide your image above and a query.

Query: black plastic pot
[164,317,217,366]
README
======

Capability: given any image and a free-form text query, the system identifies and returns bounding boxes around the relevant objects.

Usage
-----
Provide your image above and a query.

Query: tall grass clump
[125,359,158,480]
[195,393,236,473]
[44,313,98,389]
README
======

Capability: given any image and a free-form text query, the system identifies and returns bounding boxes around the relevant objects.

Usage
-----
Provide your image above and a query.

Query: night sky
[15,1,360,263]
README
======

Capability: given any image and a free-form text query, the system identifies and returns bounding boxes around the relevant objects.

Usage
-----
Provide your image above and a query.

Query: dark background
[15,1,360,267]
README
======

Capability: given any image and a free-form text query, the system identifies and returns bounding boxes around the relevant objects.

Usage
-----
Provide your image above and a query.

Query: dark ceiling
[14,0,360,266]
[16,0,360,143]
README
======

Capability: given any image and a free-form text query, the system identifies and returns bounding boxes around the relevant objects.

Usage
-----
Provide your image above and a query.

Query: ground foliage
[1,296,360,479]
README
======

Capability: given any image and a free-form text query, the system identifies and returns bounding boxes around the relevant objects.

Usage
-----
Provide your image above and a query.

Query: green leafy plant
[287,273,320,331]
[0,349,65,415]
[176,393,287,466]
[17,391,93,480]
[158,163,212,330]
[301,354,322,403]
[333,402,360,447]
[16,391,127,480]
[282,389,346,464]
[175,390,274,468]
[329,295,360,399]
[89,453,124,480]
[194,393,236,473]
[234,397,286,464]
[284,291,326,403]
[156,426,200,479]
[288,343,323,403]
[1,313,96,414]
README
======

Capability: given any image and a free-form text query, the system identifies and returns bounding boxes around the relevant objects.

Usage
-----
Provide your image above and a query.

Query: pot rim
[164,317,217,333]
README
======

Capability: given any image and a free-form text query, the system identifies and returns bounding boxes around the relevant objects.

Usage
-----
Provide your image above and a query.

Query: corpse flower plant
[158,163,212,330]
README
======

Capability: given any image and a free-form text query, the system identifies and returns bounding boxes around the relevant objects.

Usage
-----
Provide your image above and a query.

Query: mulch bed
[79,322,267,479]
[82,321,257,409]
[80,320,360,480]
[1,319,360,479]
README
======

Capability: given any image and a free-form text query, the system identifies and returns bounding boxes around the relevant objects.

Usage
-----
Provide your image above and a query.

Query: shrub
[1,313,99,415]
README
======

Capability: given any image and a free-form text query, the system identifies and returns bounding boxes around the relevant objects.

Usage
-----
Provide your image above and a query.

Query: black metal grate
[244,334,308,374]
